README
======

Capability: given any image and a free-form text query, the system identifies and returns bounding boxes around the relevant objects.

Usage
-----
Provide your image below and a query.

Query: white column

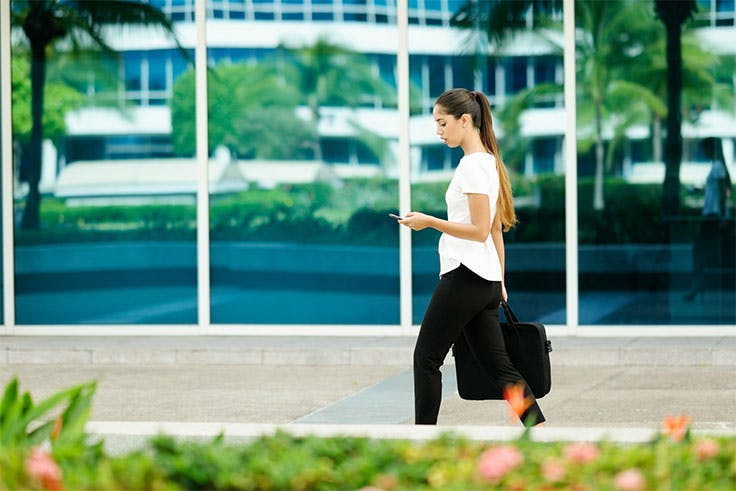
[397,0,413,331]
[1,0,15,332]
[195,0,211,328]
[563,0,578,334]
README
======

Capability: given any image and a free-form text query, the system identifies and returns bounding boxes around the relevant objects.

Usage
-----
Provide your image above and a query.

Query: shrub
[2,374,735,490]
[15,177,712,246]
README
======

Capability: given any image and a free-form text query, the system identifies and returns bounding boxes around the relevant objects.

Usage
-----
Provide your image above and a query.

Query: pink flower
[25,448,63,491]
[476,445,524,483]
[613,468,646,491]
[694,439,720,461]
[541,458,566,482]
[564,442,600,464]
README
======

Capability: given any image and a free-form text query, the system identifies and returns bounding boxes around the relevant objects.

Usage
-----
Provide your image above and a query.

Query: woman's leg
[463,306,546,426]
[413,266,495,424]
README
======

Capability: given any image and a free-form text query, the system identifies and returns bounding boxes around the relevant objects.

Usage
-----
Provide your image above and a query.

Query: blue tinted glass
[422,146,447,171]
[344,12,368,21]
[148,52,167,91]
[409,54,423,86]
[447,0,466,14]
[172,50,191,78]
[124,51,143,90]
[322,138,351,163]
[427,55,445,97]
[532,137,557,174]
[716,0,735,12]
[485,58,496,94]
[505,56,527,94]
[534,56,557,84]
[207,24,400,325]
[376,54,396,88]
[14,43,197,325]
[423,0,442,12]
[451,56,474,90]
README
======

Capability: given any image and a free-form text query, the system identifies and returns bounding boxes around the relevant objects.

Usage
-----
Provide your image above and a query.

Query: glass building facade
[1,0,734,331]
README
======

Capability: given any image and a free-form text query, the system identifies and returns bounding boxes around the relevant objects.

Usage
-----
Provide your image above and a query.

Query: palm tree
[625,28,719,167]
[11,0,183,230]
[278,36,395,162]
[454,0,662,210]
[576,0,665,209]
[653,0,698,217]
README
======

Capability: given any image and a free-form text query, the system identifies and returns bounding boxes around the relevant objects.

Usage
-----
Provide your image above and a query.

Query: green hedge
[2,377,735,490]
[15,177,715,246]
[3,429,736,490]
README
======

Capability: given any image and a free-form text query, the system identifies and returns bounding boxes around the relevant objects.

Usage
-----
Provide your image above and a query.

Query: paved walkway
[1,335,735,451]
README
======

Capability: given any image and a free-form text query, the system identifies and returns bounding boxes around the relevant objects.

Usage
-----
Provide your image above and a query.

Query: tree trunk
[310,107,323,162]
[652,115,662,164]
[593,100,605,211]
[21,42,46,230]
[661,19,683,217]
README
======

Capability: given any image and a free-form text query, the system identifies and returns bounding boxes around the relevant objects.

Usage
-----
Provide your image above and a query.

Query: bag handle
[500,300,520,324]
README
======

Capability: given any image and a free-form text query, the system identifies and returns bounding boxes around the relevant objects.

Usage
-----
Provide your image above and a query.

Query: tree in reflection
[278,36,396,163]
[452,0,719,213]
[171,63,316,160]
[11,0,183,230]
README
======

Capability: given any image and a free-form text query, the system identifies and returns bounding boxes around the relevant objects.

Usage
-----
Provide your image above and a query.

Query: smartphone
[388,213,406,221]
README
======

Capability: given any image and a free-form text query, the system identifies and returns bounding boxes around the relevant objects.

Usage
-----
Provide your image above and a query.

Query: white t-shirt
[438,152,502,281]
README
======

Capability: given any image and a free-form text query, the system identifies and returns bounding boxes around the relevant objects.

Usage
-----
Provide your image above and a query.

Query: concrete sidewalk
[1,335,735,450]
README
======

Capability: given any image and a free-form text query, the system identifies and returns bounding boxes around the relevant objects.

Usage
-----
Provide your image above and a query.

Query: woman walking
[397,88,545,426]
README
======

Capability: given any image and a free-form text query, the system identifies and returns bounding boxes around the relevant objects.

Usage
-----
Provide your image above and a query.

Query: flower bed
[2,378,735,490]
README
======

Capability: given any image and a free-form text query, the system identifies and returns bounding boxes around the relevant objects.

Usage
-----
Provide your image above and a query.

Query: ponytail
[472,91,517,231]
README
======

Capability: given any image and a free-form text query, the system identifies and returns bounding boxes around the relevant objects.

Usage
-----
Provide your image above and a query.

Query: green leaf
[55,382,97,446]
[0,382,89,448]
[0,378,19,426]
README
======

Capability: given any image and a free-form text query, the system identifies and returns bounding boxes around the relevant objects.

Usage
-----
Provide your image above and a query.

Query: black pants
[413,264,545,426]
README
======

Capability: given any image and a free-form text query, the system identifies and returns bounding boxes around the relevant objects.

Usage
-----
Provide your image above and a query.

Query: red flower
[25,448,63,491]
[503,383,532,422]
[663,414,691,442]
[476,445,524,483]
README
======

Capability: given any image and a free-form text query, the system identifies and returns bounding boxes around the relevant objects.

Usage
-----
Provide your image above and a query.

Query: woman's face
[433,105,464,148]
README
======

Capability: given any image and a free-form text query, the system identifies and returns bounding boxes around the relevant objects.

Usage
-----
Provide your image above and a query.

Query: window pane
[12,9,197,324]
[505,56,527,95]
[207,3,400,325]
[576,0,735,325]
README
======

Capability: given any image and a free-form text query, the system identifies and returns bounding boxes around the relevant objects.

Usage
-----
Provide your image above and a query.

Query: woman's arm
[399,193,490,242]
[490,211,508,302]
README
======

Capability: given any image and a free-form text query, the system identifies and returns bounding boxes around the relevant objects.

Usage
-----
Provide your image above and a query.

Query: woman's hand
[398,212,435,231]
[501,282,508,303]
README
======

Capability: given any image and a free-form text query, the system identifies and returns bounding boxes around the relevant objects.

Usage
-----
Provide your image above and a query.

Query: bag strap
[501,300,520,324]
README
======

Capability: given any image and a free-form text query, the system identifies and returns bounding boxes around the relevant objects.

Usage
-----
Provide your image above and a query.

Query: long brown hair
[435,88,517,231]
